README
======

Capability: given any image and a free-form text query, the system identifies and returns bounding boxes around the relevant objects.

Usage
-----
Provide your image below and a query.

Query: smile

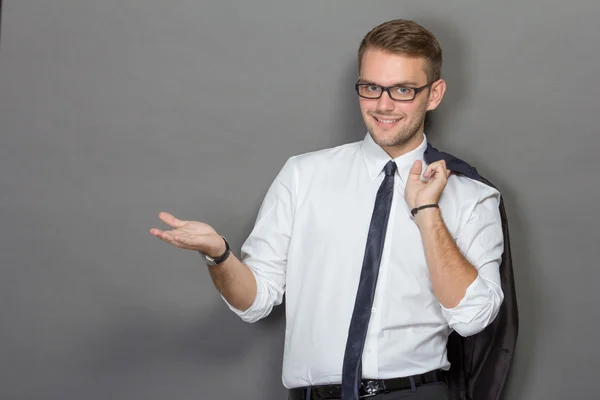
[372,115,402,125]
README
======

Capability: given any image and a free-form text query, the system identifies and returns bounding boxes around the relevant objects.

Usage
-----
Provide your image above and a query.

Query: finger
[150,228,173,244]
[423,162,438,178]
[149,228,162,237]
[150,228,172,241]
[150,228,175,242]
[408,160,422,180]
[158,212,187,229]
[424,161,446,179]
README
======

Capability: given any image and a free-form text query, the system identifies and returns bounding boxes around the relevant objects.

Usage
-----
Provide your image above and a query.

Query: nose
[376,90,395,113]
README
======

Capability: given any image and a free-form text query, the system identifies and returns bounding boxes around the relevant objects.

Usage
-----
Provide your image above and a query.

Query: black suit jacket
[424,143,519,400]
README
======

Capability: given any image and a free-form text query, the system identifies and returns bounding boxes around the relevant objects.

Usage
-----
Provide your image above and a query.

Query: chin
[370,129,411,148]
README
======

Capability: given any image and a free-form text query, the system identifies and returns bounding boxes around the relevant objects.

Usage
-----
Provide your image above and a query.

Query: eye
[366,85,380,92]
[394,87,412,95]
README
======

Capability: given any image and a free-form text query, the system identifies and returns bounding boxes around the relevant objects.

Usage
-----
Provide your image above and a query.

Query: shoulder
[446,174,501,204]
[441,174,502,241]
[283,140,362,174]
[292,140,361,164]
[445,176,502,237]
[271,140,361,192]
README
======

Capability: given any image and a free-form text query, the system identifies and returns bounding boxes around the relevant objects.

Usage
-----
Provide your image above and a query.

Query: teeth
[375,117,399,123]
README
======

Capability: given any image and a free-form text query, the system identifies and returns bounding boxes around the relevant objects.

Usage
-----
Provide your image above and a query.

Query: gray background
[1,0,599,399]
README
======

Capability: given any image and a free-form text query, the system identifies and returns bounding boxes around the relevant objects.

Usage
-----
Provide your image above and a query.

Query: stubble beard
[366,107,427,149]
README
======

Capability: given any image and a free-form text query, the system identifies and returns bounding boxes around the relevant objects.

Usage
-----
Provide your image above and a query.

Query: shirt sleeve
[440,183,505,337]
[221,157,297,323]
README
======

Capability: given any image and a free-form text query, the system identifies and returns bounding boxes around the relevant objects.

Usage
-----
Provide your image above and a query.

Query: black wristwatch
[199,236,231,267]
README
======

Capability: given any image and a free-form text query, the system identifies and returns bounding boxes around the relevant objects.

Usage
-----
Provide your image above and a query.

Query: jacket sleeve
[221,157,297,323]
[440,184,505,337]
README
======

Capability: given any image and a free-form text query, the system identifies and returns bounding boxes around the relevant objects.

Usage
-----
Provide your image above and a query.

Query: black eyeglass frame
[354,81,433,102]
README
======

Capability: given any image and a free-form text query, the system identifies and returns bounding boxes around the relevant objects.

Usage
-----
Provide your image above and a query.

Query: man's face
[358,49,441,152]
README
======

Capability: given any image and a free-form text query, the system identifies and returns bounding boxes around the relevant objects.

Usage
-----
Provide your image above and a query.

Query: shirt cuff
[220,270,275,323]
[440,274,503,337]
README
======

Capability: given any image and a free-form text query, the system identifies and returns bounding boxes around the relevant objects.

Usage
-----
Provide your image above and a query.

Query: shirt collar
[360,132,428,184]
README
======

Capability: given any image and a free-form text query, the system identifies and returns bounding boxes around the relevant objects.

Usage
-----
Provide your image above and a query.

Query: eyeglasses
[355,81,433,101]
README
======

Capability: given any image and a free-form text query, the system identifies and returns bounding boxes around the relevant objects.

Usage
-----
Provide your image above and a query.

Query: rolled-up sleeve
[441,184,505,337]
[221,157,297,323]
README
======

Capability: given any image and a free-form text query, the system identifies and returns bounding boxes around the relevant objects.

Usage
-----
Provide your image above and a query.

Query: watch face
[200,252,216,266]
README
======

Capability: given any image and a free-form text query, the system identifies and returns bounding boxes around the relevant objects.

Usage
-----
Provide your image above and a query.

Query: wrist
[206,235,227,258]
[414,206,443,230]
[199,235,231,267]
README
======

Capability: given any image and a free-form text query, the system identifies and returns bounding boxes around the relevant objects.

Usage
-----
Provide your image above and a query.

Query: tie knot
[383,161,397,177]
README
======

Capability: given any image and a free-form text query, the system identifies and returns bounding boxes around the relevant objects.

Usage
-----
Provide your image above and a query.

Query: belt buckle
[359,380,380,398]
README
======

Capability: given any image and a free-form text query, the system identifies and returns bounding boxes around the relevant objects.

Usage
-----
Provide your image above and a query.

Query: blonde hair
[358,19,443,82]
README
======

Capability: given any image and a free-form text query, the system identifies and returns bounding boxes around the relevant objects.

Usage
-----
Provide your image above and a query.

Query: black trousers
[288,382,450,400]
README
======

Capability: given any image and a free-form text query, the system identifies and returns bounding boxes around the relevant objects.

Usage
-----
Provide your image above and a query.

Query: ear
[425,79,446,112]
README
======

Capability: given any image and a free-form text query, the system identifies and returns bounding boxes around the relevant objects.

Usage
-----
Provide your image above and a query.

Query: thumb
[158,212,187,229]
[408,160,423,181]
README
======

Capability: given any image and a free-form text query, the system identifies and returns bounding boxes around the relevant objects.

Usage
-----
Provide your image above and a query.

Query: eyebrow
[357,79,422,87]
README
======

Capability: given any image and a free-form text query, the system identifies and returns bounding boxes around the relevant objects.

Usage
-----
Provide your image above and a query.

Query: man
[150,19,506,400]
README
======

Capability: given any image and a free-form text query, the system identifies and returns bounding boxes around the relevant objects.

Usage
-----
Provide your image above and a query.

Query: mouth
[371,114,403,128]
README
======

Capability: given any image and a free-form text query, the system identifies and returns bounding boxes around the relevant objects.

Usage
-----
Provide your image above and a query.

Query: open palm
[149,212,223,255]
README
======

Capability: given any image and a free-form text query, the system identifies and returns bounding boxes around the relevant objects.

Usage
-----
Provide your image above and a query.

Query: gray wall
[1,1,599,399]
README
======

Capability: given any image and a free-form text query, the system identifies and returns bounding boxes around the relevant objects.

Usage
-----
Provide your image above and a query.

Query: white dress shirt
[222,133,504,389]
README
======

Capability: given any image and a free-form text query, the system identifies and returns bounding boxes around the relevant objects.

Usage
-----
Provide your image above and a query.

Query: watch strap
[211,236,231,265]
[199,236,231,266]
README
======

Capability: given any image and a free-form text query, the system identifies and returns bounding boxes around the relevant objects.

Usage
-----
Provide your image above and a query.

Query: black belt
[289,369,446,399]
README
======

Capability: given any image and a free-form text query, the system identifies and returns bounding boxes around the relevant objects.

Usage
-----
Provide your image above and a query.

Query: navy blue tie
[341,160,397,399]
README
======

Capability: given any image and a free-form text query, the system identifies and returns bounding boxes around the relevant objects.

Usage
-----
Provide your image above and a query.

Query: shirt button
[371,308,376,313]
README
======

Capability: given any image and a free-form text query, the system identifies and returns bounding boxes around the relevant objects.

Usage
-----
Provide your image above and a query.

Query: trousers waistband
[288,369,446,399]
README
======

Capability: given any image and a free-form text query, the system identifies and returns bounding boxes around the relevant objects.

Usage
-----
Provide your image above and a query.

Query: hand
[405,160,451,210]
[149,212,226,257]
